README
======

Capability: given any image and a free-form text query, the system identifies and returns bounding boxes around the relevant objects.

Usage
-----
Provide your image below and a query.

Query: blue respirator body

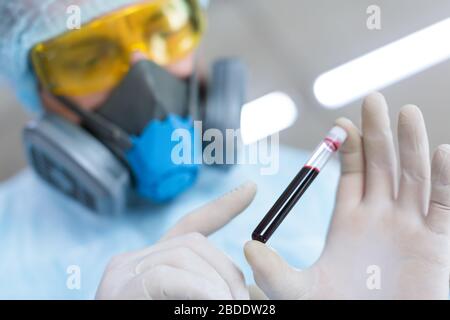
[23,58,247,215]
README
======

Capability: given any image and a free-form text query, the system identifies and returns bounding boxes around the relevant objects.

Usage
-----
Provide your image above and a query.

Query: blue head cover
[0,0,209,113]
[126,114,200,202]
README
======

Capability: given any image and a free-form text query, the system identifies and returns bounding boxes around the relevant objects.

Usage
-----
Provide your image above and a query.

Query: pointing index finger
[161,181,257,240]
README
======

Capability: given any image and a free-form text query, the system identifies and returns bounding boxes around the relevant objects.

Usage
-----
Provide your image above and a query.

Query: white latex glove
[96,181,257,300]
[245,92,450,300]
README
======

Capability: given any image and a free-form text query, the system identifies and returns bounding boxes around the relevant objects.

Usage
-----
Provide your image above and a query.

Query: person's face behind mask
[36,0,203,120]
[30,0,206,204]
[40,44,196,120]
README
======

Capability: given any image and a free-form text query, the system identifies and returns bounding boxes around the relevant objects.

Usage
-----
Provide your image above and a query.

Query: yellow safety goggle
[31,0,205,97]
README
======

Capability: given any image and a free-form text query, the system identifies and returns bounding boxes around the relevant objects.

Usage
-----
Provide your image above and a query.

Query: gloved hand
[245,92,450,299]
[96,181,257,300]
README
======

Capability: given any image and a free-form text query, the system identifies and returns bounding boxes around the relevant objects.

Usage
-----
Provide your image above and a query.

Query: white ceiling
[201,0,450,151]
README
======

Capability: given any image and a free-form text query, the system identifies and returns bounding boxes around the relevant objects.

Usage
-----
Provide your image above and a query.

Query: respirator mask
[23,0,246,215]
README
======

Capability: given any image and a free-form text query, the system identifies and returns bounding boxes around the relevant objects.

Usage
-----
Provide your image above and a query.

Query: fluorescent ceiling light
[240,91,298,145]
[314,18,450,108]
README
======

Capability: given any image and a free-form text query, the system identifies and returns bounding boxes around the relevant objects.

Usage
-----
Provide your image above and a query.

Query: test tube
[252,126,348,243]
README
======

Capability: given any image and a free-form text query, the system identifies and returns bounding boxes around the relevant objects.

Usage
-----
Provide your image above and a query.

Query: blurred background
[1,0,449,181]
